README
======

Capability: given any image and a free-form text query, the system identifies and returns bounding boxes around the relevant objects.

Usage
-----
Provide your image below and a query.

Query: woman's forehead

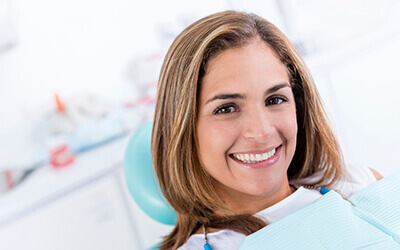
[200,41,290,97]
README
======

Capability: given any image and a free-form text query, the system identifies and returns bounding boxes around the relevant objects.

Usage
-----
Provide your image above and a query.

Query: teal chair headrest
[124,122,177,225]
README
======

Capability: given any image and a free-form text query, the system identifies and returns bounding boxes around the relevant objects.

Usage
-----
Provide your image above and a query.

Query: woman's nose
[242,111,274,142]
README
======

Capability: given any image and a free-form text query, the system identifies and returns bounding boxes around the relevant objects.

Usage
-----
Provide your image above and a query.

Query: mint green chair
[124,122,177,225]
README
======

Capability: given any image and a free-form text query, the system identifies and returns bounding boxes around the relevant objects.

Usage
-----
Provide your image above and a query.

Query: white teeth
[233,148,277,163]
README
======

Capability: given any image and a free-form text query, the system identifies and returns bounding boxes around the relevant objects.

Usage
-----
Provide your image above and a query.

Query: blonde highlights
[152,11,344,249]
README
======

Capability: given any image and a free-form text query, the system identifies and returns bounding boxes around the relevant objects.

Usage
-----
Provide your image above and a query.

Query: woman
[151,10,382,249]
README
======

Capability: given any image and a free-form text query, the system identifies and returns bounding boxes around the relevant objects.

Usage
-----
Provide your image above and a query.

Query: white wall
[0,0,283,139]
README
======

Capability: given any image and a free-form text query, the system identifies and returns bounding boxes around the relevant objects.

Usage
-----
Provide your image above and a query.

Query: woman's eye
[213,105,237,114]
[266,96,287,106]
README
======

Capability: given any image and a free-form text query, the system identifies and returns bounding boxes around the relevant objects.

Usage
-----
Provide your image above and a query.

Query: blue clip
[204,242,213,250]
[320,187,330,195]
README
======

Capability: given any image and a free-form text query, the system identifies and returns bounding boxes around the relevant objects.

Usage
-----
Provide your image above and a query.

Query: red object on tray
[50,144,74,168]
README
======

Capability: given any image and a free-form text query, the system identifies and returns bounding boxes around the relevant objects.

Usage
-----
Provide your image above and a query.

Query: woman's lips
[229,145,282,169]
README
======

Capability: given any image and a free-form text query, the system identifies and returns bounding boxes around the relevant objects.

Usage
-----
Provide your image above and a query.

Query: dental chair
[124,122,176,249]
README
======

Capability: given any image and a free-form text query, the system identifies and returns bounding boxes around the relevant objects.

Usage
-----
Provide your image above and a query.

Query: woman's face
[197,40,298,212]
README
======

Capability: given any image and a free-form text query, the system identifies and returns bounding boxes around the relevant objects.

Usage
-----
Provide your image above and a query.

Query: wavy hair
[152,10,344,249]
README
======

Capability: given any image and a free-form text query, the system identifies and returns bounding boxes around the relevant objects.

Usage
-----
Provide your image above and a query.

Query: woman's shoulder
[334,163,380,196]
[296,164,379,196]
[178,230,246,250]
[343,163,379,184]
[368,167,384,180]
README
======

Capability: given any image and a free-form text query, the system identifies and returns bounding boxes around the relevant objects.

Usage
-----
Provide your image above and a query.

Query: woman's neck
[216,178,295,215]
[193,179,295,235]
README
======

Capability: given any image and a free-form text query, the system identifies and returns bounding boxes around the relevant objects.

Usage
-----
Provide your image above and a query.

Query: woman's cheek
[280,108,298,139]
[209,119,237,141]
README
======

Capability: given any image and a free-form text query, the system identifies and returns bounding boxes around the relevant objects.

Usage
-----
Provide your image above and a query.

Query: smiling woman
[197,41,297,213]
[151,10,380,250]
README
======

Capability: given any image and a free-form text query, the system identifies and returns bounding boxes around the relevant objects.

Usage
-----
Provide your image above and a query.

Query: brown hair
[152,10,344,249]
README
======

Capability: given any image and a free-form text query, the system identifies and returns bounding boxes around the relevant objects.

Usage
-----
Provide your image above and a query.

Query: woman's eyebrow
[264,83,291,96]
[206,93,244,104]
[206,83,290,105]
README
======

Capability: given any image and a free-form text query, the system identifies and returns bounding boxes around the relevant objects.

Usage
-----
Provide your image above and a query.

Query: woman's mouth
[229,145,282,169]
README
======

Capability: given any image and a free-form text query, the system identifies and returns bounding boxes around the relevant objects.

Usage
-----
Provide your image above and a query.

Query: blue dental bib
[239,172,400,249]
